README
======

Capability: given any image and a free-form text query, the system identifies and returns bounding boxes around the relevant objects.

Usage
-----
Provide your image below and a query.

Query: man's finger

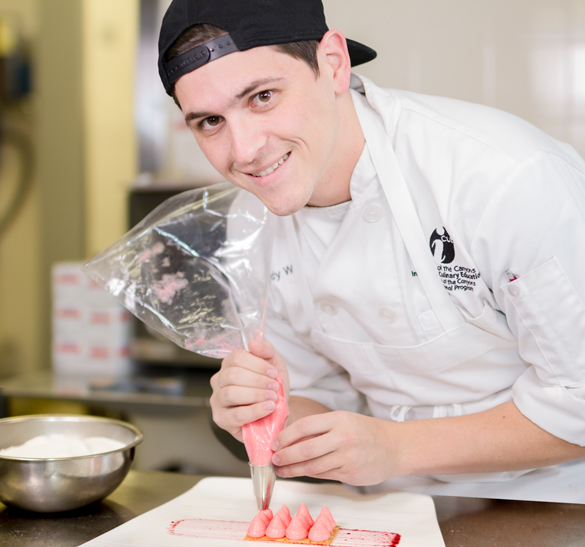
[213,385,278,409]
[272,431,333,468]
[212,366,279,392]
[220,348,279,376]
[213,400,277,431]
[273,413,334,451]
[274,450,342,479]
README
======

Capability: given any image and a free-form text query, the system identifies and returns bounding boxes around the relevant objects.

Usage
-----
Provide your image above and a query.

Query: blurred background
[0,0,584,475]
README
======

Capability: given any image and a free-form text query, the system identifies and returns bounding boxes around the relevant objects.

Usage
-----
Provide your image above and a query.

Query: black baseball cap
[158,0,377,95]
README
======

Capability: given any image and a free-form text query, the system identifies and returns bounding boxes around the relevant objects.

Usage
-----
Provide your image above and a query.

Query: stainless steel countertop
[0,470,583,546]
[0,369,214,413]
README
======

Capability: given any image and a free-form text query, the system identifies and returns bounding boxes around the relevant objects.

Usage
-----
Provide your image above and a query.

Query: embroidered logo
[429,227,480,292]
[429,227,455,264]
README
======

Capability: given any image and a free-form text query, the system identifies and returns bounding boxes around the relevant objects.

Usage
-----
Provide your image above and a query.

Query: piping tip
[250,463,276,510]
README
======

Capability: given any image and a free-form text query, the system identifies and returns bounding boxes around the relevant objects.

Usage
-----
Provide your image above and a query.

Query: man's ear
[318,30,352,94]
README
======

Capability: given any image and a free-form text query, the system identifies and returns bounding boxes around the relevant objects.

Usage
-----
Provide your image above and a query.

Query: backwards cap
[158,0,377,95]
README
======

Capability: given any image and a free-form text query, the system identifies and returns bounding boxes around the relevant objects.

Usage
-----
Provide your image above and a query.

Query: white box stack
[52,262,132,377]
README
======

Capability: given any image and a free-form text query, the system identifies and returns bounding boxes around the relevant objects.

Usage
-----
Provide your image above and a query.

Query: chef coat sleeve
[264,310,366,414]
[473,150,585,446]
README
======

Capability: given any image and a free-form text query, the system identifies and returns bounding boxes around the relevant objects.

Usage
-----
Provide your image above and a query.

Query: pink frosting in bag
[242,375,288,465]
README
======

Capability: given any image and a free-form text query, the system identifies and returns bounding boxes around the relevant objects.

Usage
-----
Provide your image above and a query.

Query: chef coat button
[320,302,338,316]
[508,285,522,298]
[363,205,382,223]
[379,307,396,323]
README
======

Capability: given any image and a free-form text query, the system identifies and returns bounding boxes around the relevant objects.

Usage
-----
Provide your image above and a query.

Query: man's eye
[257,90,272,103]
[203,116,221,127]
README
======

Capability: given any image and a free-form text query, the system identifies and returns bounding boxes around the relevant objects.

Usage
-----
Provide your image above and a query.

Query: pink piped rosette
[246,503,338,545]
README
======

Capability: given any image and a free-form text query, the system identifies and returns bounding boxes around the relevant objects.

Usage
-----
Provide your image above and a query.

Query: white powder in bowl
[0,434,126,458]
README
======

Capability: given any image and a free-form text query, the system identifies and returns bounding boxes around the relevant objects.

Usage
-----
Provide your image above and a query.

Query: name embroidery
[271,264,293,282]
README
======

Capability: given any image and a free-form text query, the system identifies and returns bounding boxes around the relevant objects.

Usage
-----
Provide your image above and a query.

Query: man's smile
[250,152,291,177]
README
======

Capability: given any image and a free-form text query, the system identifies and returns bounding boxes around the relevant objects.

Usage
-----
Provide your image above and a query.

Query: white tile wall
[324,0,585,156]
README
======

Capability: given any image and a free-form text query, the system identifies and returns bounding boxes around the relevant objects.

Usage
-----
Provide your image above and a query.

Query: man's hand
[209,340,289,442]
[271,411,398,486]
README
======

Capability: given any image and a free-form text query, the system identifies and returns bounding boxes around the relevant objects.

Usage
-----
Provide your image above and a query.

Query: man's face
[174,45,346,216]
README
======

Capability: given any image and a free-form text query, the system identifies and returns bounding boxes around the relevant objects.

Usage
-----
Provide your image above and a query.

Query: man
[158,0,585,490]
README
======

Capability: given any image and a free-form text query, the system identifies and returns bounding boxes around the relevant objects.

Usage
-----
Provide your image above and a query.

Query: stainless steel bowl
[0,414,143,512]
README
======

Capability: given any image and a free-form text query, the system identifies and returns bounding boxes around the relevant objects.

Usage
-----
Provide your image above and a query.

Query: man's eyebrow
[184,77,284,124]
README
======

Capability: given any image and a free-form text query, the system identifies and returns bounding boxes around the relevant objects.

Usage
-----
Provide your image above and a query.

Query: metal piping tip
[250,463,276,510]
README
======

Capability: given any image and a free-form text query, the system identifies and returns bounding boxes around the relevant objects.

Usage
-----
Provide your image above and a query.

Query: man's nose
[229,116,267,165]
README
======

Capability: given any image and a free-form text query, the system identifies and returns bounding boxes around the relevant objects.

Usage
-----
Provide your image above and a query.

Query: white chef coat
[263,73,585,484]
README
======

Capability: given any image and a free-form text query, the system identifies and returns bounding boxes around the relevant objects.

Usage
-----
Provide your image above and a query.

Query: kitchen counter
[0,470,583,546]
[0,368,214,415]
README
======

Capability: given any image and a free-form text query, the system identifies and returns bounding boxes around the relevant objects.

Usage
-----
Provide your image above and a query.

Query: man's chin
[261,196,308,217]
[229,176,309,216]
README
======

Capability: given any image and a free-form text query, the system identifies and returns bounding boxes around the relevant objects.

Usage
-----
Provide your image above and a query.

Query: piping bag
[243,374,288,510]
[82,181,286,508]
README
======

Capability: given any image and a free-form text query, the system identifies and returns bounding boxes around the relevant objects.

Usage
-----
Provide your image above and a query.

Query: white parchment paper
[81,477,445,547]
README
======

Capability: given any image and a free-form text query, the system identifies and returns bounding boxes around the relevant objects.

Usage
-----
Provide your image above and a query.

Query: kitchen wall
[0,0,40,377]
[0,0,138,378]
[82,0,138,258]
[325,0,585,157]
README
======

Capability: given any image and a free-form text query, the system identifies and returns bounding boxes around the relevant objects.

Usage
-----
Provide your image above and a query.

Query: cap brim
[346,39,377,67]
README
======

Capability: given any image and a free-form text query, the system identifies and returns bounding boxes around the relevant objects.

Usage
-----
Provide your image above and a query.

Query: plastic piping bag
[84,182,272,358]
[83,181,287,507]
